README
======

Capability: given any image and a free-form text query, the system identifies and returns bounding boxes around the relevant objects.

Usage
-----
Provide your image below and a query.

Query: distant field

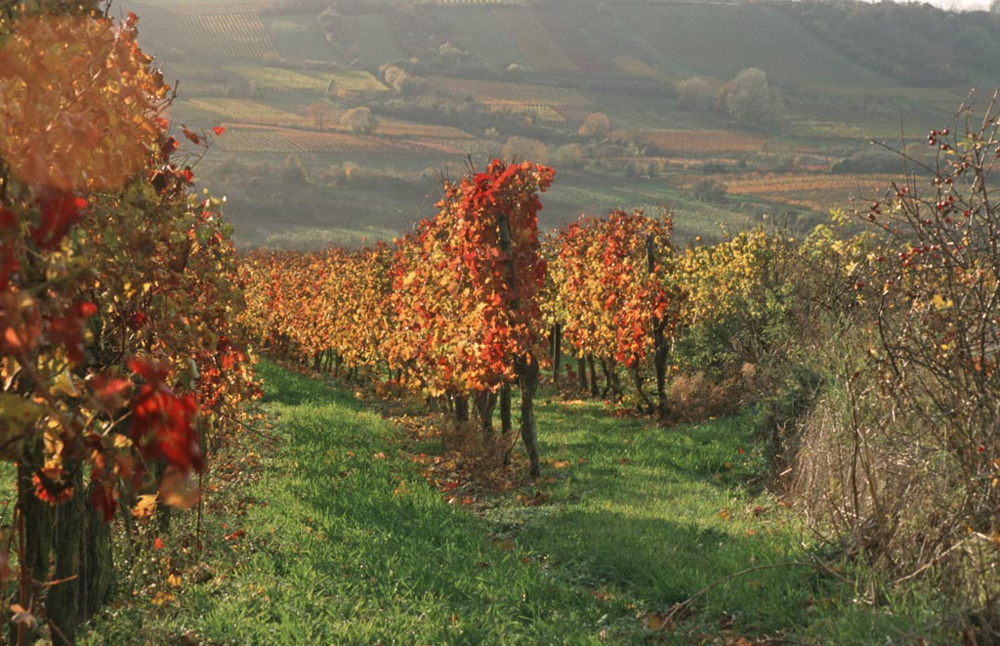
[487,103,566,122]
[128,0,993,247]
[721,172,902,211]
[723,172,900,195]
[633,130,767,155]
[612,57,673,83]
[375,119,474,139]
[223,66,387,95]
[186,98,307,127]
[437,8,528,68]
[428,76,591,106]
[491,6,578,71]
[216,125,463,156]
[138,9,279,62]
[264,15,343,63]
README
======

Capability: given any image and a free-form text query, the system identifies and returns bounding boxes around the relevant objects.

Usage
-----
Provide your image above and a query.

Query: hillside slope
[125,0,995,246]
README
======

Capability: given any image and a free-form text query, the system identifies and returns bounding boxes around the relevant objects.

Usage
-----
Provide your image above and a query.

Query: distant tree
[723,68,776,125]
[381,64,411,92]
[505,63,527,82]
[282,154,308,184]
[438,42,463,66]
[677,77,717,112]
[552,143,584,168]
[692,177,727,203]
[578,112,611,138]
[305,102,335,129]
[502,136,548,163]
[341,106,376,134]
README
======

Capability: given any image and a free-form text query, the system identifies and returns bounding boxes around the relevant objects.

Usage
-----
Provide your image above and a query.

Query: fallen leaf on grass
[643,611,674,632]
[150,590,175,606]
[516,492,547,506]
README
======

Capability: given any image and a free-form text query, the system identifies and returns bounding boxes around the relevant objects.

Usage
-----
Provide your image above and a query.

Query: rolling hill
[122,0,1000,246]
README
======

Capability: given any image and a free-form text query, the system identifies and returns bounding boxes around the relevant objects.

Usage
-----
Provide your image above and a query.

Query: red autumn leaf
[128,358,170,387]
[90,373,132,410]
[48,300,98,365]
[32,470,74,505]
[90,483,118,522]
[129,359,203,473]
[182,127,201,145]
[153,537,164,550]
[30,193,87,250]
[0,241,19,291]
[181,167,194,183]
[0,208,15,230]
[212,126,226,136]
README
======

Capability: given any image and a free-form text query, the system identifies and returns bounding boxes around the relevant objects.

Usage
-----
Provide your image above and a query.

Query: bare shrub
[667,370,744,425]
[794,94,1000,623]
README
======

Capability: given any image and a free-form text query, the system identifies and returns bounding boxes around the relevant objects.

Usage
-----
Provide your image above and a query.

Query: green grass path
[84,361,942,645]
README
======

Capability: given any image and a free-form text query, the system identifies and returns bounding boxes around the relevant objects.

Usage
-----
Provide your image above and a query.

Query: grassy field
[79,361,948,645]
[222,65,387,95]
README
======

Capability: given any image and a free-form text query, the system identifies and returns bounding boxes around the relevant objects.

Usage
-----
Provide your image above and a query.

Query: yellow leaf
[150,590,174,606]
[931,294,952,309]
[132,494,157,520]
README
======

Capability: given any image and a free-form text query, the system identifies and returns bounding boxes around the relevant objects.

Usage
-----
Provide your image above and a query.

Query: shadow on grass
[536,401,767,492]
[514,506,829,629]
